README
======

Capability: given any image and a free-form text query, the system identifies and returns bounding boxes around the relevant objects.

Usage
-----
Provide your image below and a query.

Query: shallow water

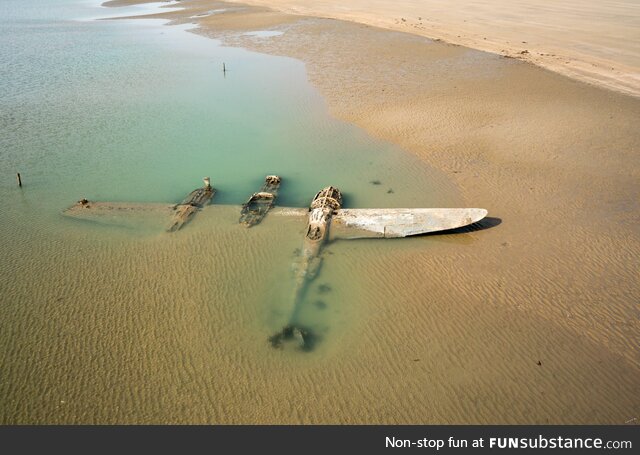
[0,0,469,423]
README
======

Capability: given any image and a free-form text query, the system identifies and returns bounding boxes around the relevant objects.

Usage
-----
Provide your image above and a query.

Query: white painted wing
[331,208,488,239]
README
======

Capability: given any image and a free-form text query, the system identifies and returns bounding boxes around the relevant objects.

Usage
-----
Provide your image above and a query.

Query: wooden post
[222,62,226,73]
[16,172,22,187]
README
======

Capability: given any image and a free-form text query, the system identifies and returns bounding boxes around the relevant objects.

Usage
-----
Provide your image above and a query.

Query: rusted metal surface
[166,180,215,232]
[269,186,488,351]
[239,175,281,227]
[309,185,342,211]
[63,200,173,225]
[269,186,343,351]
[63,178,215,232]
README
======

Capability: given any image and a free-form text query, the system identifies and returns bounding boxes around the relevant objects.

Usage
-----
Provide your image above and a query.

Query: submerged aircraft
[64,176,487,351]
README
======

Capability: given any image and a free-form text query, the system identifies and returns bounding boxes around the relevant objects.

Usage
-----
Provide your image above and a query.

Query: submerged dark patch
[268,325,318,352]
[317,284,332,294]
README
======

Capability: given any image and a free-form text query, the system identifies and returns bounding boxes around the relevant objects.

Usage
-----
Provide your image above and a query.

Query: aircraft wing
[330,208,488,239]
[63,201,174,216]
[62,201,177,229]
[62,200,309,231]
[63,200,487,238]
[269,207,309,217]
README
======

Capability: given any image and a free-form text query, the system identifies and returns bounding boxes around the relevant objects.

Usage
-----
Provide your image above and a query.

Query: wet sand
[219,0,640,98]
[7,0,636,424]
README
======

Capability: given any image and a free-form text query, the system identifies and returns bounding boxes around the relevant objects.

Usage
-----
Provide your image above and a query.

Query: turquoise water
[1,0,458,220]
[0,0,462,423]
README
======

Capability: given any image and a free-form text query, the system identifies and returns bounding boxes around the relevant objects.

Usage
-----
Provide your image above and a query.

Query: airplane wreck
[63,176,488,351]
[239,175,281,227]
[267,185,487,350]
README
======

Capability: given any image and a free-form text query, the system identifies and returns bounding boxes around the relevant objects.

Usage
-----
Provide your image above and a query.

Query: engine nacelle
[304,186,343,248]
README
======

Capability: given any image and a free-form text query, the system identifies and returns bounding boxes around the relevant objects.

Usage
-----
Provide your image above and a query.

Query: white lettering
[385,437,410,448]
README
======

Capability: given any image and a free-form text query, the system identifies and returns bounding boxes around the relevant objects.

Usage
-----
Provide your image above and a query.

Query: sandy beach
[107,0,640,96]
[4,0,635,424]
[221,0,640,97]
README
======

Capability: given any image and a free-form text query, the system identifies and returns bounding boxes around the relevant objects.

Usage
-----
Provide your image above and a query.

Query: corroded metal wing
[62,202,305,231]
[63,184,217,232]
[63,201,175,229]
[330,208,488,239]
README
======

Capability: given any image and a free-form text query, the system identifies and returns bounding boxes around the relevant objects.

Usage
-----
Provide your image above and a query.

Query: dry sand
[219,0,640,97]
[73,0,639,423]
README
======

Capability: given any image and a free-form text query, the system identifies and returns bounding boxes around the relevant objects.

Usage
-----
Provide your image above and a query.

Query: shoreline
[220,0,640,99]
[103,0,640,98]
[100,0,640,423]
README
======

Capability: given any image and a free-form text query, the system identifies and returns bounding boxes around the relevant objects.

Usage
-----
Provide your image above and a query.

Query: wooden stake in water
[222,62,226,73]
[16,172,22,187]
